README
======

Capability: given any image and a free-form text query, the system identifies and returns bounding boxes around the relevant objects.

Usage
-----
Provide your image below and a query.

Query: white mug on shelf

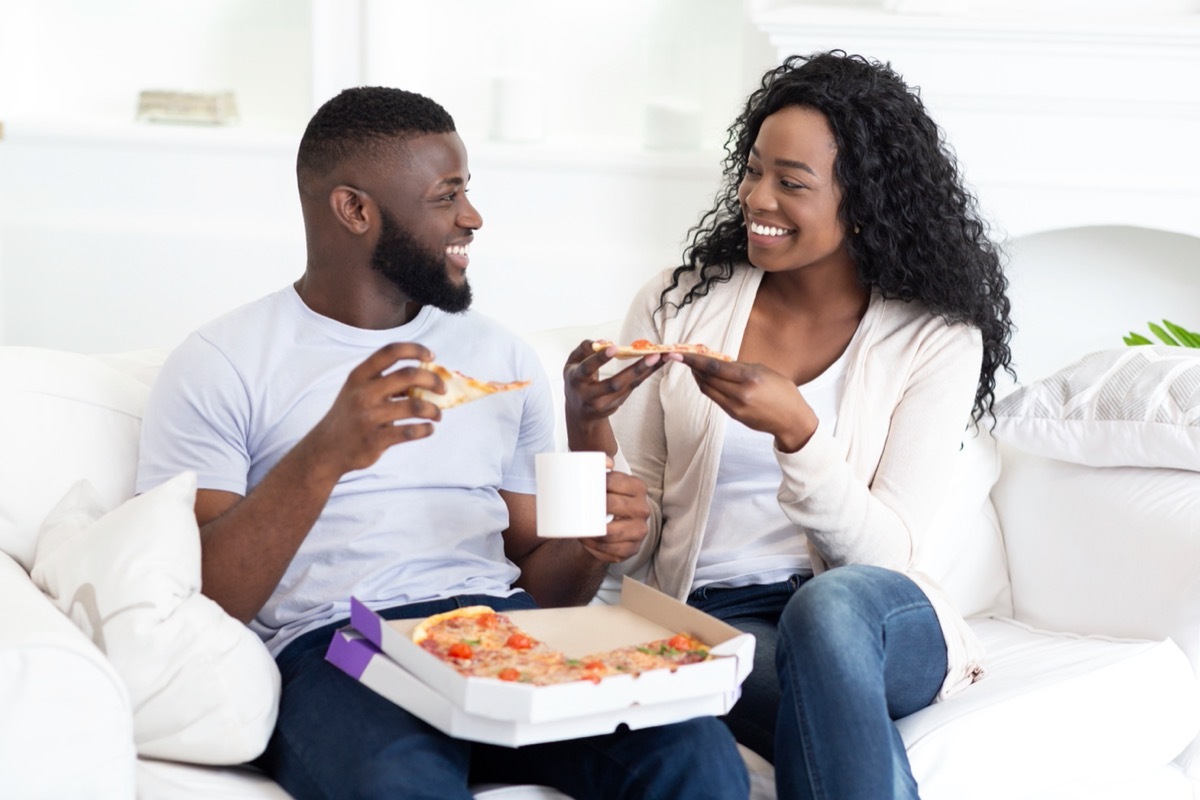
[535,451,608,538]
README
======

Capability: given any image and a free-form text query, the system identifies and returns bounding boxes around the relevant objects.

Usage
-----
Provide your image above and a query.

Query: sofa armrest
[992,444,1200,667]
[0,551,137,799]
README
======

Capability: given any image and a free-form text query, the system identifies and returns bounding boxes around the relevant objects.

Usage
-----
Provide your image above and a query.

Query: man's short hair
[297,87,456,178]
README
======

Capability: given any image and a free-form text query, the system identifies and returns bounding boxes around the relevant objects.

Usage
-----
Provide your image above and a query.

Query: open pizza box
[324,576,756,747]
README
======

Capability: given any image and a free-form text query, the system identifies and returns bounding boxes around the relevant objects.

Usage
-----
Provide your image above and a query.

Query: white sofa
[2,326,1199,800]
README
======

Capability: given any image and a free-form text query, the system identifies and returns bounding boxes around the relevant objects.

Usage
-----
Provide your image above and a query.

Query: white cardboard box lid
[342,576,755,725]
[326,628,740,748]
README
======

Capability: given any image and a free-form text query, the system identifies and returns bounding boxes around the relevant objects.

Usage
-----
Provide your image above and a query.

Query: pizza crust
[411,605,497,644]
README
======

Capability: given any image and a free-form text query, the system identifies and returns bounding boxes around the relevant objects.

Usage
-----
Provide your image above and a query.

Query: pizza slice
[591,338,733,362]
[409,363,531,410]
[411,605,578,684]
[586,633,711,675]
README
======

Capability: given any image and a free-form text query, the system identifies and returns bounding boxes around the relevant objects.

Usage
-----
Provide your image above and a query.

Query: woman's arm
[776,323,983,570]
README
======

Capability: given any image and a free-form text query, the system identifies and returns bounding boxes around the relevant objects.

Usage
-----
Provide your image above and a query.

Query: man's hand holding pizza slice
[308,342,445,476]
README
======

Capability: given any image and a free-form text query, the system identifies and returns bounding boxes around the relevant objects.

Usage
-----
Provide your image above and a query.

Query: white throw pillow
[30,471,280,765]
[993,346,1200,470]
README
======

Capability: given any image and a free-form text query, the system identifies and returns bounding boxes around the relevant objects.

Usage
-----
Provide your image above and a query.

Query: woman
[563,51,1014,799]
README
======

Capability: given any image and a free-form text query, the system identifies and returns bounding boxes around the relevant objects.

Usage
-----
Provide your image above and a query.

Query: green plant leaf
[1122,321,1200,348]
[1148,322,1180,346]
[1163,319,1200,348]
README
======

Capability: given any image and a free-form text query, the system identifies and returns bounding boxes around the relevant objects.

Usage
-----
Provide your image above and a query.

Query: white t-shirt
[692,351,848,589]
[136,286,555,656]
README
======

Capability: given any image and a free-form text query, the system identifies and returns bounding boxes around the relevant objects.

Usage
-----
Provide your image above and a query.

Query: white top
[136,286,555,656]
[693,351,848,589]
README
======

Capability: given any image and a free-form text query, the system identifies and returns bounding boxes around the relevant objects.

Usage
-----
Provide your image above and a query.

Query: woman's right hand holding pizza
[563,340,666,455]
[677,353,820,453]
[307,342,446,476]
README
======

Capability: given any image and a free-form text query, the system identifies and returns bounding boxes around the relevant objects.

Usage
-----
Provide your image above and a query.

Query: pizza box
[326,576,755,735]
[326,628,740,747]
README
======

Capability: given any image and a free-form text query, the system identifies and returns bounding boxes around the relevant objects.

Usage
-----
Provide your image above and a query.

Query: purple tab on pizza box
[350,596,384,647]
[325,628,378,681]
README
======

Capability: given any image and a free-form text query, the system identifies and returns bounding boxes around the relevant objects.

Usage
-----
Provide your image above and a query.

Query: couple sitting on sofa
[135,51,1014,800]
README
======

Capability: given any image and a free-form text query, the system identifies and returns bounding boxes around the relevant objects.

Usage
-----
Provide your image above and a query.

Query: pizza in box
[413,606,712,686]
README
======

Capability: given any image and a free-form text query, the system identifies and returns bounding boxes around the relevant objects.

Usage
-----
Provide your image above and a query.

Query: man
[135,87,748,800]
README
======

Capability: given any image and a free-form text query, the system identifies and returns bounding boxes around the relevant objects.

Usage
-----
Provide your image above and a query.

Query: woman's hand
[677,353,819,453]
[563,340,667,454]
[581,465,652,564]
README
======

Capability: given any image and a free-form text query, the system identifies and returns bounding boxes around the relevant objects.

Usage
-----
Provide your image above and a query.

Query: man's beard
[370,208,472,313]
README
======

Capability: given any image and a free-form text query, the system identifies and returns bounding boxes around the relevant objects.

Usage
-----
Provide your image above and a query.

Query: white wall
[1,0,1198,376]
[0,0,775,353]
[0,1,313,130]
[1005,227,1200,385]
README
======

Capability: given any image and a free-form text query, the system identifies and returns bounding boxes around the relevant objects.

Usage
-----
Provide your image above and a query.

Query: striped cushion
[993,346,1200,470]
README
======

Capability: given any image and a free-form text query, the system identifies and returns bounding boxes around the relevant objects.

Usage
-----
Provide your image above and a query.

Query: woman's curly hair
[662,50,1015,423]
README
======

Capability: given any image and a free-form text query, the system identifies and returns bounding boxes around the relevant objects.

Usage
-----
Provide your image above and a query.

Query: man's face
[371,204,472,313]
[369,131,482,314]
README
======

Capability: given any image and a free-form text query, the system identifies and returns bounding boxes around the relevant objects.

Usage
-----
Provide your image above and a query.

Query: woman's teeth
[750,222,792,237]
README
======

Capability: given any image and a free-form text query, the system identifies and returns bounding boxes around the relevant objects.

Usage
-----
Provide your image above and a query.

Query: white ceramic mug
[535,451,608,538]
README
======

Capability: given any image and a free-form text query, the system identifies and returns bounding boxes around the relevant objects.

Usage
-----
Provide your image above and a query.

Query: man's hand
[563,340,666,454]
[196,341,446,623]
[579,461,651,564]
[308,342,446,476]
[678,353,819,453]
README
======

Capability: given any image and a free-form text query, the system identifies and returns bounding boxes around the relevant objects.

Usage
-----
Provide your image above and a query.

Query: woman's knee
[779,565,923,656]
[783,565,880,625]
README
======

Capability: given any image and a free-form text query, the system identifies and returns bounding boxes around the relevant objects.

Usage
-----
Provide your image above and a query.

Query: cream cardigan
[611,265,986,700]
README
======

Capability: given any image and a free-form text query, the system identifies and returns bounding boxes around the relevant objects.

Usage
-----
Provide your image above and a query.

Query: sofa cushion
[521,320,623,452]
[0,346,149,571]
[0,551,137,800]
[993,447,1200,783]
[918,425,1012,619]
[136,760,293,800]
[993,345,1200,470]
[899,617,1200,800]
[30,471,280,765]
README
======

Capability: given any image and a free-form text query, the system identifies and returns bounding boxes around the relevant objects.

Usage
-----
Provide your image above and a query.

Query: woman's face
[738,105,850,276]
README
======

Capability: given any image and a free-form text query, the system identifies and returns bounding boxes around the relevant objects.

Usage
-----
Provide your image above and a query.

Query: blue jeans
[689,565,946,800]
[259,592,749,800]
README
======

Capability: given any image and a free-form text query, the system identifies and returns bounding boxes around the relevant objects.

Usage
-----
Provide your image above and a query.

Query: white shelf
[0,116,300,154]
[0,116,724,181]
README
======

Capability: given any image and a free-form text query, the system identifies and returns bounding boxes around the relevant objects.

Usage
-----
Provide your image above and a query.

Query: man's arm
[500,467,650,608]
[194,342,443,623]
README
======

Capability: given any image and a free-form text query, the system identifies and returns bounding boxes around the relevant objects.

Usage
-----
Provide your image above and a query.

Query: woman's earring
[853,224,861,235]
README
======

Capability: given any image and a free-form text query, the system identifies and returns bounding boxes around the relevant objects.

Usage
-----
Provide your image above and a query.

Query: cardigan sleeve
[774,318,984,571]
